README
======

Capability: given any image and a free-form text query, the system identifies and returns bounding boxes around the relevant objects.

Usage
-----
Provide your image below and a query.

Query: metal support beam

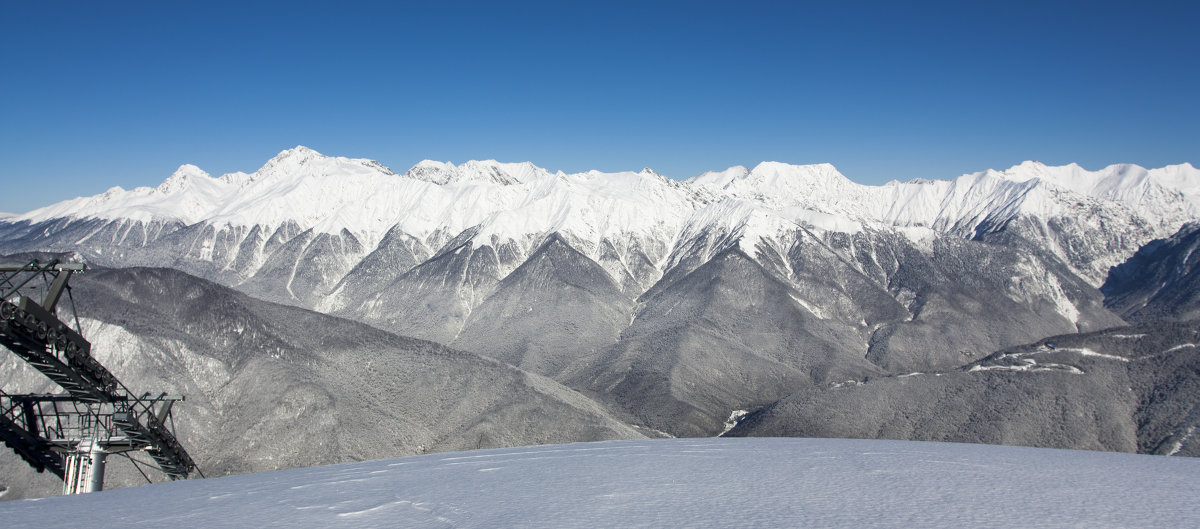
[63,440,109,494]
[87,442,108,493]
[41,269,73,312]
[0,259,84,302]
[0,395,65,477]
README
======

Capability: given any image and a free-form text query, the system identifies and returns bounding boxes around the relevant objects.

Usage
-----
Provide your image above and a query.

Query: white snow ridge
[15,148,1199,254]
[2,438,1197,528]
[11,147,1198,300]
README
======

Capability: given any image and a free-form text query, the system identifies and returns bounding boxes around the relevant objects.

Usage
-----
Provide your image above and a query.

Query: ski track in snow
[2,438,1198,529]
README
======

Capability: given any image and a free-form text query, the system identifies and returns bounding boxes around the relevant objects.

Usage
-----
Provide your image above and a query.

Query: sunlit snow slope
[8,147,1197,292]
[1,438,1196,529]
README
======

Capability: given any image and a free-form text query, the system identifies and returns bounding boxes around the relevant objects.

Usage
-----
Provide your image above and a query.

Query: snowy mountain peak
[247,146,397,186]
[272,145,322,162]
[1151,163,1200,192]
[404,160,458,184]
[1015,160,1046,168]
[1009,159,1054,173]
[1167,162,1199,176]
[256,145,324,174]
[991,160,1092,185]
[748,161,849,185]
[984,160,1195,192]
[156,164,212,194]
[686,162,861,212]
[688,166,751,189]
[978,161,1200,218]
[752,160,838,174]
[458,160,549,185]
[688,162,852,194]
[403,160,550,186]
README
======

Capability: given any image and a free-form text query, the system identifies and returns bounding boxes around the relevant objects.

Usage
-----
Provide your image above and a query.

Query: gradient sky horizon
[2,1,1196,214]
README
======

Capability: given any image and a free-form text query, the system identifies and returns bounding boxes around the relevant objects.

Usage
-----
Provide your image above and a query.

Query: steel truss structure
[0,258,199,494]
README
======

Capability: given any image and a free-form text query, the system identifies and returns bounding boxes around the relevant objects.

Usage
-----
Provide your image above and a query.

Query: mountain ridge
[3,148,1198,442]
[4,148,1193,352]
[12,147,1197,241]
[7,148,1194,294]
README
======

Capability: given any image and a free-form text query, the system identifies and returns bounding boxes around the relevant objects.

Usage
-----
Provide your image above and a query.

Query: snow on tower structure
[0,258,199,494]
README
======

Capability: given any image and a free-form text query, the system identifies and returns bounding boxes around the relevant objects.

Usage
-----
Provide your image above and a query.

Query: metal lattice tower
[0,258,199,494]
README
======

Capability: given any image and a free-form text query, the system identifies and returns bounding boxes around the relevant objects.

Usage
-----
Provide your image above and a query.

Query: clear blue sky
[2,1,1196,214]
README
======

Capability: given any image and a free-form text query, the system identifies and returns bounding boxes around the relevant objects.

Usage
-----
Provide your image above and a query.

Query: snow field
[2,437,1197,528]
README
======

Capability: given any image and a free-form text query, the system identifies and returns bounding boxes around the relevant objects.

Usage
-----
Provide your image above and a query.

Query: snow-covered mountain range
[16,146,1199,240]
[9,146,1198,290]
[2,147,1198,460]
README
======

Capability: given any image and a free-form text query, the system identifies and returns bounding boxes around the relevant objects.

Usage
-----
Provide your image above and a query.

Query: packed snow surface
[3,438,1197,528]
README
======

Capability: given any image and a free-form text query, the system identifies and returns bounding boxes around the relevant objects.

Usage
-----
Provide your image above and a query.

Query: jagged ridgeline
[2,148,1199,498]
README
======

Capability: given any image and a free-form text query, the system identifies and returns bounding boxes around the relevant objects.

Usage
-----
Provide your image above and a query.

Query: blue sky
[1,1,1196,214]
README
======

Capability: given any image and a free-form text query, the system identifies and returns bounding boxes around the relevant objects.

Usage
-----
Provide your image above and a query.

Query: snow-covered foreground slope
[3,438,1197,528]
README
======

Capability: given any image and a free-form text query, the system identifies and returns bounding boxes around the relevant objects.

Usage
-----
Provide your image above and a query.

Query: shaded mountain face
[726,321,1200,457]
[342,236,506,344]
[557,226,1124,437]
[451,234,634,378]
[1103,222,1200,323]
[562,248,883,437]
[0,265,643,500]
[812,228,1122,371]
